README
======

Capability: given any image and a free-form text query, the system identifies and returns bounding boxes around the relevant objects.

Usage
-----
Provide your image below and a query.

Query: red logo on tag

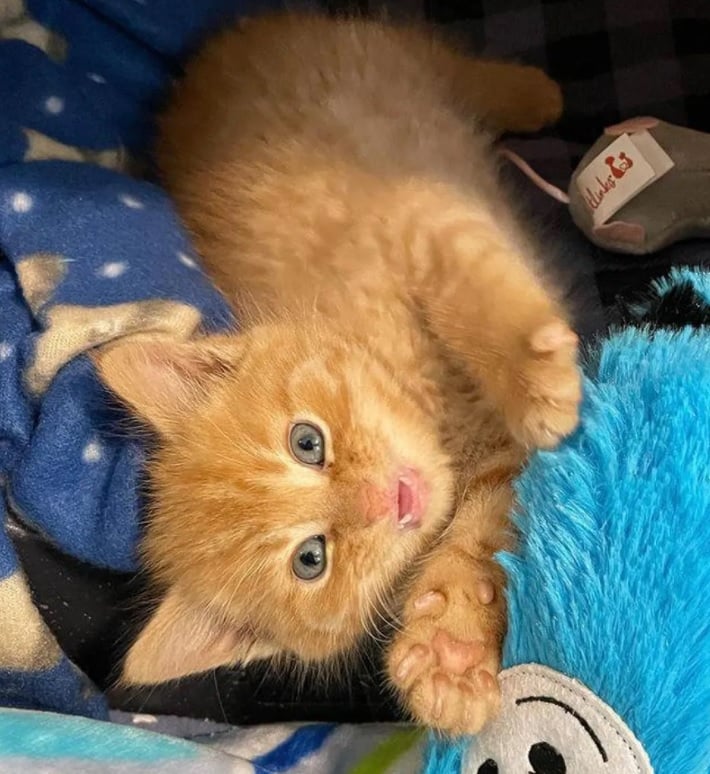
[604,152,634,179]
[576,131,674,226]
[584,152,635,210]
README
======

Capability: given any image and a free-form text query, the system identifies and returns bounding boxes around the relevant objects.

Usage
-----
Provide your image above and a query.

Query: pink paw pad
[395,644,429,681]
[530,321,578,354]
[476,580,496,605]
[475,669,497,692]
[432,630,487,675]
[412,590,446,616]
[431,673,449,719]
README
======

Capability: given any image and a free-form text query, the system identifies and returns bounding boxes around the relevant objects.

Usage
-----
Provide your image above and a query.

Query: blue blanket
[0,709,425,773]
[0,0,287,718]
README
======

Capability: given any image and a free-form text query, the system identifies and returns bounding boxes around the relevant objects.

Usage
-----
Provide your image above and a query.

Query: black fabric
[343,0,710,149]
[617,280,710,331]
[12,523,398,724]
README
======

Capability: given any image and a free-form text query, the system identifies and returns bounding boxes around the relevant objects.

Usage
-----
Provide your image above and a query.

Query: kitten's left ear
[122,586,279,685]
[93,334,242,435]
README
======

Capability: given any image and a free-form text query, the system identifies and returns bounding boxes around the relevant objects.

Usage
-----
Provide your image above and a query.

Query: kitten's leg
[420,244,581,450]
[387,459,515,735]
[447,57,563,134]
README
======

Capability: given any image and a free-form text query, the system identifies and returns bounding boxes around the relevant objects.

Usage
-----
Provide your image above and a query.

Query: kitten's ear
[122,587,279,685]
[93,334,241,435]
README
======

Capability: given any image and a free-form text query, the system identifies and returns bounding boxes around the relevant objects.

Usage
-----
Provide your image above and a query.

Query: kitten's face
[96,323,454,684]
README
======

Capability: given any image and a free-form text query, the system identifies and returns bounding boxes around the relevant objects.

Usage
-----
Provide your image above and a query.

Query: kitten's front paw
[504,319,582,449]
[388,578,501,735]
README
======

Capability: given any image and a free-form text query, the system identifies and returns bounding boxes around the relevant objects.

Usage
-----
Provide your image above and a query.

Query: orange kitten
[95,12,581,735]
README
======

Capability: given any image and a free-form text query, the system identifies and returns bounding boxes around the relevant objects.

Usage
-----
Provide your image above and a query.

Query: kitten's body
[157,10,563,497]
[96,13,580,735]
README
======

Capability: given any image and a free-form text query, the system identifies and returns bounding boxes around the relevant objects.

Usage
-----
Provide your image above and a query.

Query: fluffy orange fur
[95,12,581,735]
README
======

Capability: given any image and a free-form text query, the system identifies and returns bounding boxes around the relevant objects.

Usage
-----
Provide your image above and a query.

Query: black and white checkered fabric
[318,0,709,318]
[324,0,710,187]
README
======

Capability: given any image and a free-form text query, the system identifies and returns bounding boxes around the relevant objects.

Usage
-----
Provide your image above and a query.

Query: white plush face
[464,665,652,774]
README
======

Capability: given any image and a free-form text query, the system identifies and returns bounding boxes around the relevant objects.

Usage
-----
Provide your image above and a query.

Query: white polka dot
[82,440,103,463]
[97,261,128,279]
[178,251,198,269]
[11,192,33,213]
[44,96,64,114]
[119,194,143,209]
[0,342,13,361]
[87,72,106,84]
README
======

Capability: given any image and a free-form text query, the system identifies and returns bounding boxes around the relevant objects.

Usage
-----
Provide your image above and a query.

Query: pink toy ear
[604,117,659,136]
[593,221,646,245]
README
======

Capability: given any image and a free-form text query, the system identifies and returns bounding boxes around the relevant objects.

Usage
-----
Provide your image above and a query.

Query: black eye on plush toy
[476,741,566,774]
[528,742,566,774]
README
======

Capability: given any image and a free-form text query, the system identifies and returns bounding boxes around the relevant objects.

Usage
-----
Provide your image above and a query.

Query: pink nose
[362,467,428,529]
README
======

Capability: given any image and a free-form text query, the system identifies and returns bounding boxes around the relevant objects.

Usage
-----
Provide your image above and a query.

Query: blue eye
[289,422,325,466]
[292,535,327,581]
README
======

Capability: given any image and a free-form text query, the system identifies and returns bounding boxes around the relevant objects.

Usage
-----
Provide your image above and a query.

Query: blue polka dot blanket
[0,0,265,723]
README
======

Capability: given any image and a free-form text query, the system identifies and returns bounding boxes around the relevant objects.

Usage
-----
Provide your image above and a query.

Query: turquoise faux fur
[425,267,710,774]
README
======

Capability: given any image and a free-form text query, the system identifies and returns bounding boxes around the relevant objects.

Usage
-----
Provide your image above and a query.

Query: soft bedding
[1,0,709,770]
[0,708,425,772]
[0,0,419,761]
[0,0,275,719]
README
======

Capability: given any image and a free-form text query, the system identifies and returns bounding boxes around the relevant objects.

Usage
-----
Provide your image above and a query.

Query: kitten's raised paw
[388,580,501,735]
[504,319,582,449]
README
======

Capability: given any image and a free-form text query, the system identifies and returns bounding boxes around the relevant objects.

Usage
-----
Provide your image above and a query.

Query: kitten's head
[95,322,453,685]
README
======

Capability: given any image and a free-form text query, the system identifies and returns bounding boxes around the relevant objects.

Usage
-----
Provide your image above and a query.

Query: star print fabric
[0,0,273,717]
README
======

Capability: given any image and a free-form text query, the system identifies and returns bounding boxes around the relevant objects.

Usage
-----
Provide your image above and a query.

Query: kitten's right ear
[122,586,278,685]
[93,334,241,435]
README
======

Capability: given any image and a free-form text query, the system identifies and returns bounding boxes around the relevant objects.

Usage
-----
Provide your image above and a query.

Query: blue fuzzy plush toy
[425,267,710,774]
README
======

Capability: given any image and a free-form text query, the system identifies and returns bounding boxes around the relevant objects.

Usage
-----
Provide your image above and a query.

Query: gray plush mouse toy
[502,117,710,254]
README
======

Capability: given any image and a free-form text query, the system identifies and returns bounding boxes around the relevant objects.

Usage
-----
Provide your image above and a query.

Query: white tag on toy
[576,132,674,225]
[629,130,675,177]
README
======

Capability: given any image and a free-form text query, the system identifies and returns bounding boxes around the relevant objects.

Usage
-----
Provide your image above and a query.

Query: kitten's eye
[292,535,327,581]
[289,422,325,466]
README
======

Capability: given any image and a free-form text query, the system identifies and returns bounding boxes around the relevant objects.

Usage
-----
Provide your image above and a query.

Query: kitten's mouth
[396,468,428,530]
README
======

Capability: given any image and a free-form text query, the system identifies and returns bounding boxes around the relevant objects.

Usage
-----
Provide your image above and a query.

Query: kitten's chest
[432,350,512,465]
[383,317,514,467]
